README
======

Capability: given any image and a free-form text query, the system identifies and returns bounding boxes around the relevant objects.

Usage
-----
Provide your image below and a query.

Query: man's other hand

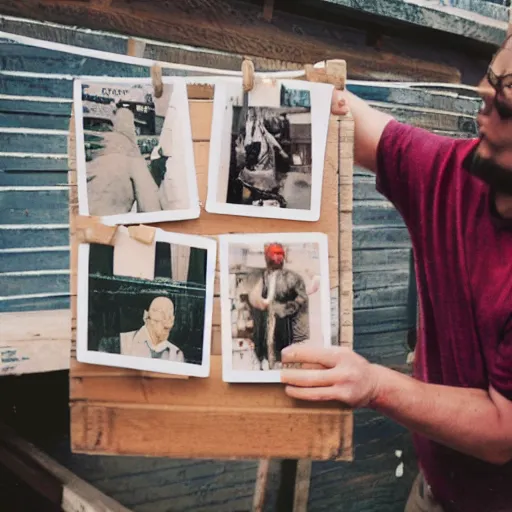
[280,344,382,408]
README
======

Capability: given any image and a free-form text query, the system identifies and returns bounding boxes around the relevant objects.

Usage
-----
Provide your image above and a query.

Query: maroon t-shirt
[376,120,512,512]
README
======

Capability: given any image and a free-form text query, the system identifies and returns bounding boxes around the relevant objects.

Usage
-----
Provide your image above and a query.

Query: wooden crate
[68,75,355,461]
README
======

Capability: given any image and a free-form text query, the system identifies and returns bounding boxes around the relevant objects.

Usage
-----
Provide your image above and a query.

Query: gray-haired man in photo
[120,296,184,362]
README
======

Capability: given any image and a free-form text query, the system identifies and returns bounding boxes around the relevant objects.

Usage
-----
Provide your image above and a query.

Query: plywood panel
[69,74,354,461]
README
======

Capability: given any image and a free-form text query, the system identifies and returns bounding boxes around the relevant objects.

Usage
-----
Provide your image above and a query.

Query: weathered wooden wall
[0,11,485,512]
[0,0,505,83]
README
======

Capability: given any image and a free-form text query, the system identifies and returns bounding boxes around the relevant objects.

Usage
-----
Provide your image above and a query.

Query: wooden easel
[67,60,354,510]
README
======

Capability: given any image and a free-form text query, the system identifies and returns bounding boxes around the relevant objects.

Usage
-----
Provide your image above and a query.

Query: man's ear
[143,310,149,322]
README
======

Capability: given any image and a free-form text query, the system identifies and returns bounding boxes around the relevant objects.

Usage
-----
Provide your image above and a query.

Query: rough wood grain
[0,0,469,82]
[0,309,70,375]
[70,402,352,460]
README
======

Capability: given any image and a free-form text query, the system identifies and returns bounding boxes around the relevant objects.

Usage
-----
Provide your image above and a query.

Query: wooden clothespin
[151,63,163,99]
[304,60,346,90]
[127,225,156,245]
[75,217,155,246]
[242,58,255,93]
[75,216,118,246]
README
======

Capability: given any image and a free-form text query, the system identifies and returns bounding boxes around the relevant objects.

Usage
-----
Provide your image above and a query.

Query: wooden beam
[0,421,132,511]
[262,0,275,22]
[0,309,70,376]
[319,0,507,46]
[0,0,466,82]
[293,460,313,512]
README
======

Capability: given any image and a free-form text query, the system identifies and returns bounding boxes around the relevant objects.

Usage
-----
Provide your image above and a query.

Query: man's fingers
[331,90,349,116]
[284,385,336,402]
[281,362,325,370]
[281,368,336,387]
[281,344,343,368]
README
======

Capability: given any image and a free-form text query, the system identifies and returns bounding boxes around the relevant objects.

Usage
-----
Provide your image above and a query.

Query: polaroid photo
[77,228,216,377]
[206,78,334,222]
[74,76,200,225]
[219,232,331,383]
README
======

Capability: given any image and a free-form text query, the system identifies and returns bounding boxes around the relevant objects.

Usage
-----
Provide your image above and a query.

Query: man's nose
[476,79,495,113]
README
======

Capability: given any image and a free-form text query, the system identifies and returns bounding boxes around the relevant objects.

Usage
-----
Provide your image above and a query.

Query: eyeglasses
[486,66,512,119]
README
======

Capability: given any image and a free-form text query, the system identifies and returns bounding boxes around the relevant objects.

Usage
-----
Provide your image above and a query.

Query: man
[120,296,184,362]
[281,36,512,512]
[86,107,162,216]
[243,108,289,172]
[248,243,309,369]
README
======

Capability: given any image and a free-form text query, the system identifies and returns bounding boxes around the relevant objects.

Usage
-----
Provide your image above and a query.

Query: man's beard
[464,142,512,196]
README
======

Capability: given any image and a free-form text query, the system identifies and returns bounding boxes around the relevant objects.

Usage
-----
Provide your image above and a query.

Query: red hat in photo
[264,243,285,259]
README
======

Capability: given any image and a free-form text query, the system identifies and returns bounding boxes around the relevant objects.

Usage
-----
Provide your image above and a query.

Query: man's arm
[280,345,512,465]
[331,89,394,173]
[371,366,512,465]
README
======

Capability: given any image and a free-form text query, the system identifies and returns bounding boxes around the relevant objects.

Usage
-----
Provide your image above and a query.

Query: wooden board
[0,309,70,376]
[0,0,477,83]
[0,421,131,512]
[68,70,354,461]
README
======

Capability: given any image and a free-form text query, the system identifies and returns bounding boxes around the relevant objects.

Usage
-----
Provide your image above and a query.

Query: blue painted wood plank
[372,104,478,135]
[0,47,150,77]
[353,226,411,249]
[0,132,68,154]
[0,272,69,297]
[0,98,72,116]
[0,171,68,186]
[0,294,69,313]
[0,112,70,130]
[0,249,69,272]
[0,74,73,98]
[321,0,507,46]
[353,201,405,226]
[0,227,69,249]
[354,177,384,201]
[347,83,480,115]
[354,269,410,291]
[0,189,68,224]
[355,329,410,350]
[354,305,410,334]
[450,0,509,22]
[353,248,411,272]
[357,343,409,366]
[0,24,128,54]
[0,155,68,171]
[354,286,409,310]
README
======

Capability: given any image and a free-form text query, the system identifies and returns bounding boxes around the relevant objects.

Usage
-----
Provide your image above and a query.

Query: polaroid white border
[76,228,216,378]
[206,79,334,222]
[73,76,200,225]
[219,232,332,383]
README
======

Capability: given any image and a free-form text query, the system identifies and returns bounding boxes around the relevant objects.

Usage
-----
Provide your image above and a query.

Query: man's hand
[331,89,350,116]
[280,344,382,408]
[329,87,393,172]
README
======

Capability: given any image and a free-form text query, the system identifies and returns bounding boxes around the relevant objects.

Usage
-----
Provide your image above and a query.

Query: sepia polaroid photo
[74,76,200,225]
[219,232,332,383]
[206,78,334,222]
[76,227,216,377]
